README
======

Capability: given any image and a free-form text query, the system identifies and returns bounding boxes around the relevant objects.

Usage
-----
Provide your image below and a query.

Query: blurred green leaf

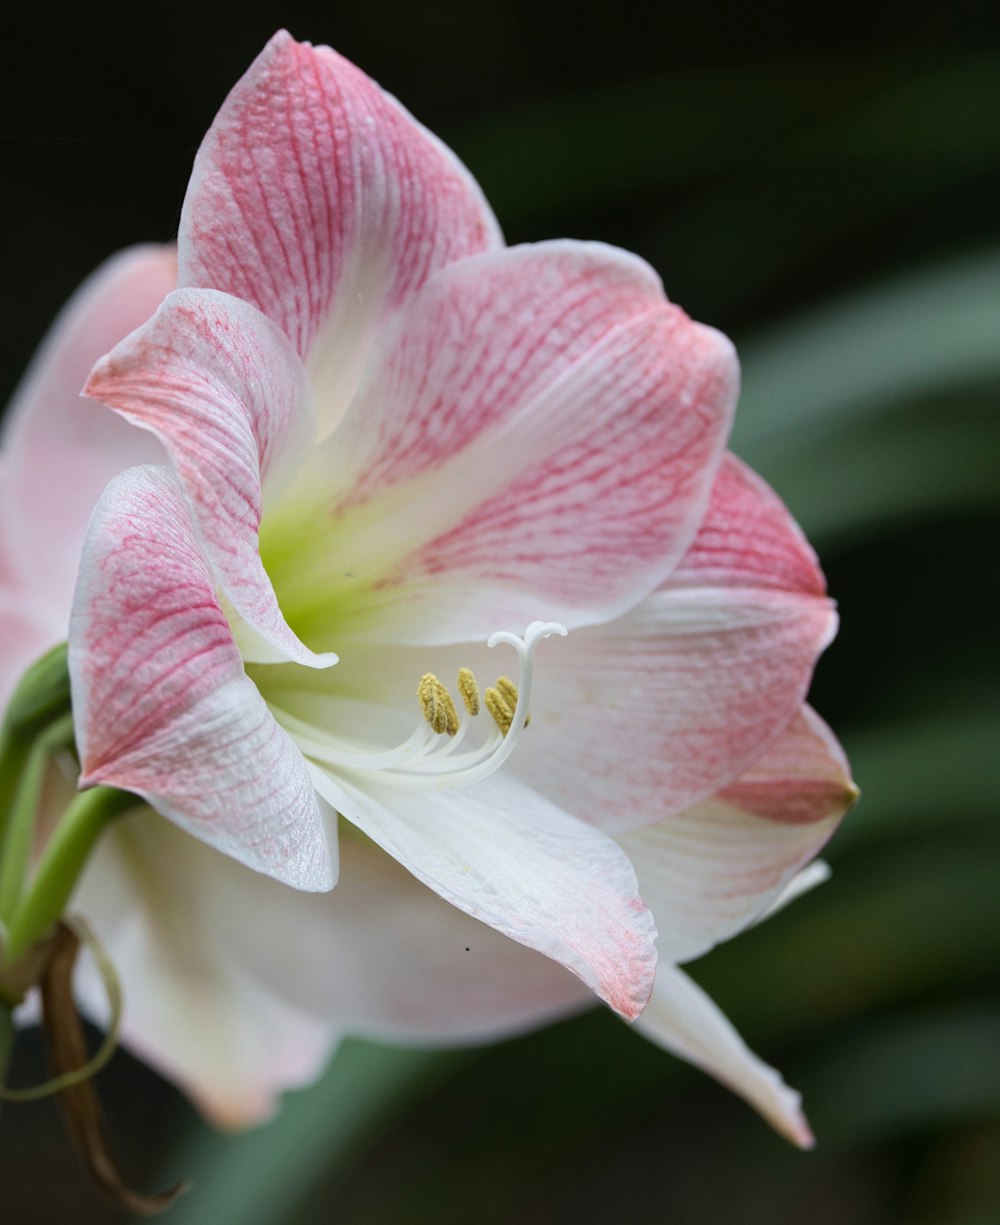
[899,1123,1000,1225]
[454,54,1000,227]
[833,711,1000,851]
[782,57,1000,174]
[634,55,1000,316]
[696,828,1000,1034]
[803,1007,1000,1145]
[731,248,1000,469]
[160,1042,462,1225]
[750,391,1000,541]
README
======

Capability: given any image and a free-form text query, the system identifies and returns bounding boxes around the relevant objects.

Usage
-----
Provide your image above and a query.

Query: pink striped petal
[509,455,836,831]
[668,452,826,594]
[68,466,333,890]
[635,963,815,1148]
[179,30,501,436]
[0,246,175,612]
[620,707,855,963]
[309,767,657,1022]
[510,593,835,837]
[266,242,736,646]
[85,288,333,669]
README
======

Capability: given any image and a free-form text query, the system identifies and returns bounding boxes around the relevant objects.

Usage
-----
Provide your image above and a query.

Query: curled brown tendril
[3,918,188,1215]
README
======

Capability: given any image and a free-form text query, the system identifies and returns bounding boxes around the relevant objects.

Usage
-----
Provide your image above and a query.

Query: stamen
[284,621,567,792]
[456,667,480,716]
[417,673,459,736]
[484,686,514,735]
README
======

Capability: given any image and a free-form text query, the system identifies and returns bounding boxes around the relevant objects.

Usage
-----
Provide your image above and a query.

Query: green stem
[0,728,33,880]
[2,643,71,734]
[0,712,76,924]
[0,641,72,889]
[4,786,136,963]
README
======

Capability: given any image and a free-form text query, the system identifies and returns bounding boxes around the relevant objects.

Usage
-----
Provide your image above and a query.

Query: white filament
[279,621,567,791]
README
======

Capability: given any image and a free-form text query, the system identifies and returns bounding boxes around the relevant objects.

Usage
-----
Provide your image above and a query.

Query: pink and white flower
[2,32,855,1139]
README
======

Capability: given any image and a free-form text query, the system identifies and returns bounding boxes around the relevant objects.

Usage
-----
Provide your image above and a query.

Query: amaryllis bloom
[3,32,855,1140]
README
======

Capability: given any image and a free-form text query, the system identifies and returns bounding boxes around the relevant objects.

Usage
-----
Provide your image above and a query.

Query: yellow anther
[417,673,459,736]
[457,667,480,716]
[484,686,514,735]
[495,676,518,710]
[495,676,529,728]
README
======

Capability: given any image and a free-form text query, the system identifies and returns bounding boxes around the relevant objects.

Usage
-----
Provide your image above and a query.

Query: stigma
[286,621,566,791]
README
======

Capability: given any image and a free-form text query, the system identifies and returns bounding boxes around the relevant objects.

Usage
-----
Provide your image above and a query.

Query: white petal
[74,813,334,1127]
[760,860,832,919]
[619,708,852,963]
[636,963,814,1148]
[73,806,590,1122]
[309,767,657,1021]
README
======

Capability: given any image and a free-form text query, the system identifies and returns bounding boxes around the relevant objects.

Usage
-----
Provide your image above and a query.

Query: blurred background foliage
[1,1,998,1221]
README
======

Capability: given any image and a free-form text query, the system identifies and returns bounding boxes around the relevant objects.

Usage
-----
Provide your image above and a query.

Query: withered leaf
[40,921,188,1216]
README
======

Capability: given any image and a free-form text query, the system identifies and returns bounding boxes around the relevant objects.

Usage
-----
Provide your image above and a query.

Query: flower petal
[264,242,736,646]
[74,811,334,1127]
[0,591,61,714]
[179,30,501,436]
[77,805,590,1091]
[511,593,835,837]
[68,465,334,890]
[619,706,854,963]
[761,860,832,918]
[0,246,175,612]
[635,962,815,1148]
[255,832,593,1041]
[85,288,333,669]
[308,767,657,1021]
[668,452,826,594]
[510,457,837,831]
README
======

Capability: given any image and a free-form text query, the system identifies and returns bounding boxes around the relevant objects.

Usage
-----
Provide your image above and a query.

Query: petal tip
[761,1075,816,1150]
[81,356,112,402]
[786,1104,816,1151]
[605,913,658,1022]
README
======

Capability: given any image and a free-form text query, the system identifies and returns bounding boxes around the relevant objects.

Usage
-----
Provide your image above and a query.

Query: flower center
[279,621,566,791]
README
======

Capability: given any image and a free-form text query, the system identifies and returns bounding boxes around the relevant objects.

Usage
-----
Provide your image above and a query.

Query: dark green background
[2,2,998,1221]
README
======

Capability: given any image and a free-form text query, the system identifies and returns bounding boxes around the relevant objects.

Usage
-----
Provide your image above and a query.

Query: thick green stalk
[0,712,76,923]
[0,642,72,876]
[4,786,136,963]
[0,729,32,879]
[2,643,71,733]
